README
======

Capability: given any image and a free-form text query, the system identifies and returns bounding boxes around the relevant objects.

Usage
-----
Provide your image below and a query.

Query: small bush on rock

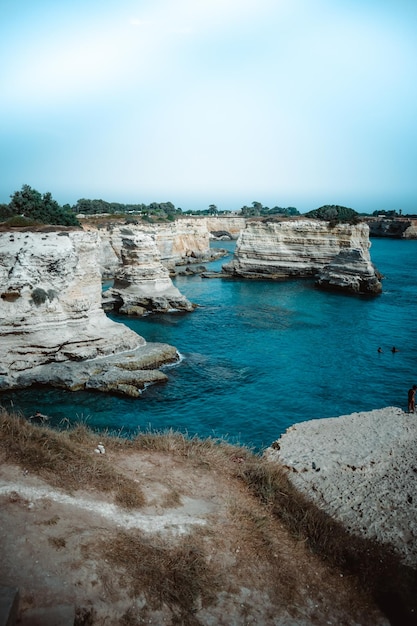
[31,287,48,305]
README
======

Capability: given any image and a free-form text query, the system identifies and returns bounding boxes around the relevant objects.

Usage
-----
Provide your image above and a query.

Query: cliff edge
[267,406,417,567]
[0,229,178,396]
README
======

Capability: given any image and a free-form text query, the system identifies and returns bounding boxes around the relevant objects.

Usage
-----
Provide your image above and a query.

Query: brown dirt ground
[0,443,388,625]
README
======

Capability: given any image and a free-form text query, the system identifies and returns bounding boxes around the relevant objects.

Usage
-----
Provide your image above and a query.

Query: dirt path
[0,442,388,625]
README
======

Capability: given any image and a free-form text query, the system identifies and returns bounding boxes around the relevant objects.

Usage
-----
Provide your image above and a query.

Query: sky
[1,0,417,214]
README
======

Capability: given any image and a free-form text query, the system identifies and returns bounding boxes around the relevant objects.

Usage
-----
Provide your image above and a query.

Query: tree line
[0,186,185,226]
[2,185,400,227]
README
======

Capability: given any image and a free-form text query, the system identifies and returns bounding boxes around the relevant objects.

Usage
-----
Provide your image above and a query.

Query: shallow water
[2,238,417,451]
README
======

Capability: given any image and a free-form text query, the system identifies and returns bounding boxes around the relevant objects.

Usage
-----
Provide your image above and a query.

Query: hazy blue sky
[1,0,417,213]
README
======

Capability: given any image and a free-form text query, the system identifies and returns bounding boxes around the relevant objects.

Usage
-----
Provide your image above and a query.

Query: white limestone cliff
[266,407,417,567]
[98,219,212,269]
[223,219,382,294]
[96,219,231,280]
[315,247,382,294]
[205,216,246,239]
[0,229,178,395]
[146,219,211,265]
[103,227,195,315]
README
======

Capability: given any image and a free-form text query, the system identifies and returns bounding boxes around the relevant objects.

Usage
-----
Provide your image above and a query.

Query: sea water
[2,238,416,451]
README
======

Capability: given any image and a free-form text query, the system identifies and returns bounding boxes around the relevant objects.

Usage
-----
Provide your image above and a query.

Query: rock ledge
[266,407,417,566]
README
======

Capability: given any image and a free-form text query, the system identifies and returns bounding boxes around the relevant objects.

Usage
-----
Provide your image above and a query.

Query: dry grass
[88,531,222,625]
[48,536,67,550]
[0,408,145,509]
[240,460,417,626]
[1,407,416,624]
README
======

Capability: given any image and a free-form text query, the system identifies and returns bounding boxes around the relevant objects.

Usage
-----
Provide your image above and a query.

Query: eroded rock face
[97,219,228,278]
[367,218,417,239]
[0,229,178,394]
[148,219,211,264]
[103,228,194,315]
[223,219,382,294]
[316,248,382,294]
[205,216,246,240]
[266,407,417,567]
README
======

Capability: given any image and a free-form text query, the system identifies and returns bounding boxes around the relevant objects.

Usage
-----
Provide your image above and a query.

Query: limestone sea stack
[102,228,195,316]
[223,219,382,295]
[266,407,417,567]
[0,229,178,396]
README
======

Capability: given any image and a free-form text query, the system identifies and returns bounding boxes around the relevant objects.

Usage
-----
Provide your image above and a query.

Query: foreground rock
[266,407,417,567]
[0,229,178,395]
[223,219,382,294]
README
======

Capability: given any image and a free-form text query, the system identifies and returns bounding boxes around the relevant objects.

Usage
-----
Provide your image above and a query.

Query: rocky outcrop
[102,228,195,316]
[95,220,224,277]
[0,229,178,395]
[205,216,246,240]
[223,219,382,294]
[266,407,417,567]
[367,218,417,239]
[315,248,382,294]
[139,219,212,268]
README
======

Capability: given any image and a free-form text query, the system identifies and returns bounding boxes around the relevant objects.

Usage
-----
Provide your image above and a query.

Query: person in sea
[408,385,417,413]
[391,346,399,353]
[29,411,49,423]
[377,347,383,353]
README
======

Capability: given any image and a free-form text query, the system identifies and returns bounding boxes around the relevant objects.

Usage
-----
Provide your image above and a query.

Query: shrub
[31,287,48,305]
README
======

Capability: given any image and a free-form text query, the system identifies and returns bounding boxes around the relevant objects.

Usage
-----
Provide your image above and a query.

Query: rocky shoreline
[266,406,417,567]
[0,229,180,396]
[7,343,179,397]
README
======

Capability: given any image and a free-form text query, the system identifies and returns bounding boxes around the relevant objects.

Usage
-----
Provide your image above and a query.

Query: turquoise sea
[2,238,417,451]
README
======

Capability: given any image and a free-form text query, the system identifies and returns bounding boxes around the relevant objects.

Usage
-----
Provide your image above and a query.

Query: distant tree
[0,203,13,219]
[240,203,262,217]
[268,206,300,216]
[286,206,300,216]
[74,197,182,220]
[208,204,218,215]
[8,185,79,226]
[252,201,263,215]
[305,204,359,224]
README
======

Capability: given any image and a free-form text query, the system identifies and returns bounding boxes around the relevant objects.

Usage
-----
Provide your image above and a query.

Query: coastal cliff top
[268,406,417,567]
[0,224,81,232]
[0,409,402,625]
